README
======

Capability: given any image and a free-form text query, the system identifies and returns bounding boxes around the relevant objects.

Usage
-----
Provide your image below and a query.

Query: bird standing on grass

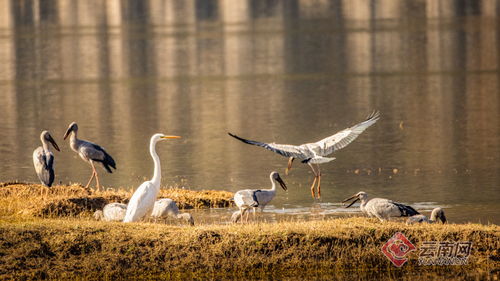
[406,207,447,225]
[232,171,287,223]
[228,111,380,199]
[123,133,181,223]
[63,122,116,191]
[151,198,194,225]
[33,130,60,187]
[342,191,419,222]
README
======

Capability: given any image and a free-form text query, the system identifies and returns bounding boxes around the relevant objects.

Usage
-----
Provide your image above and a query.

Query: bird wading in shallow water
[63,122,116,191]
[123,134,181,223]
[33,131,60,188]
[342,191,419,222]
[232,171,287,223]
[228,111,380,199]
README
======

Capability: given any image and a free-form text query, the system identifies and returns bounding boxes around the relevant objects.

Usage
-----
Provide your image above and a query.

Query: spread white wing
[313,111,380,156]
[228,133,312,159]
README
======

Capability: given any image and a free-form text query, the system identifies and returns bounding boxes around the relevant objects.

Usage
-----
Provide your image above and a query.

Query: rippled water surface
[0,0,498,224]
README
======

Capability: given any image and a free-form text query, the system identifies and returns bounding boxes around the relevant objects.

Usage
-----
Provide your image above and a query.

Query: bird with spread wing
[228,111,380,199]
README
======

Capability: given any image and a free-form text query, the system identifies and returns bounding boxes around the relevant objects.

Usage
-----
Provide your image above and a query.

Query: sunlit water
[0,0,498,224]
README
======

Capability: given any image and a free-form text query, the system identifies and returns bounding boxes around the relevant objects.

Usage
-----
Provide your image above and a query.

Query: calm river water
[0,0,498,224]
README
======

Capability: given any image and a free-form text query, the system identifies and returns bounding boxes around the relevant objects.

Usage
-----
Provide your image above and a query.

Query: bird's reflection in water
[310,201,326,217]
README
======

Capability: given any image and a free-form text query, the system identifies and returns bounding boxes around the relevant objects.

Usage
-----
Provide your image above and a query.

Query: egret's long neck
[150,139,161,187]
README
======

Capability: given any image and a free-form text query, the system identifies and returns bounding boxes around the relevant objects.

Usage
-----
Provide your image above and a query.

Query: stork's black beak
[63,127,72,140]
[342,194,360,208]
[344,198,360,208]
[285,157,294,175]
[48,134,60,151]
[276,174,287,191]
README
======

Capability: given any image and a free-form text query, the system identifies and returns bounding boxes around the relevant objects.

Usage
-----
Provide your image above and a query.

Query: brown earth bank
[0,182,498,280]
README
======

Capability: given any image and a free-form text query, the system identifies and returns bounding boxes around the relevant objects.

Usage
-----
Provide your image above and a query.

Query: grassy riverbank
[0,217,498,280]
[0,182,234,218]
[0,182,498,279]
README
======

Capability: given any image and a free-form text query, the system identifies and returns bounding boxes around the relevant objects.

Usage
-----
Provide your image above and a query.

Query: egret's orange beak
[161,135,181,139]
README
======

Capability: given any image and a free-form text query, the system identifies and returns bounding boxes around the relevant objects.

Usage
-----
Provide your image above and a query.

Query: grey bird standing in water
[63,122,116,190]
[33,130,60,187]
[232,171,287,223]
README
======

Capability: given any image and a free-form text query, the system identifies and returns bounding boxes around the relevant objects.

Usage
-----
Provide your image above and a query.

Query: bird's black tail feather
[394,202,420,217]
[99,152,116,173]
[251,190,262,207]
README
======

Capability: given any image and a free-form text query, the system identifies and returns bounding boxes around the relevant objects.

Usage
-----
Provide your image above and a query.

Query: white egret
[33,131,60,187]
[123,134,181,223]
[228,111,380,199]
[342,191,419,222]
[63,122,116,190]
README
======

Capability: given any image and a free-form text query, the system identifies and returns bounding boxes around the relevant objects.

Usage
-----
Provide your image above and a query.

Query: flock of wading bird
[32,112,446,225]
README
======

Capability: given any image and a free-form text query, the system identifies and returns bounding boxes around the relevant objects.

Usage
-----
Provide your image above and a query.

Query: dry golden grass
[0,182,234,218]
[0,182,498,279]
[0,216,498,280]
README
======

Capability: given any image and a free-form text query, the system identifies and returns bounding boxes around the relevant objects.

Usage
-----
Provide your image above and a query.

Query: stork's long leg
[245,209,250,223]
[316,164,322,198]
[240,209,244,223]
[235,210,240,224]
[308,162,319,199]
[95,171,101,191]
[85,170,96,190]
[310,177,317,198]
[286,157,294,175]
[90,161,101,191]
